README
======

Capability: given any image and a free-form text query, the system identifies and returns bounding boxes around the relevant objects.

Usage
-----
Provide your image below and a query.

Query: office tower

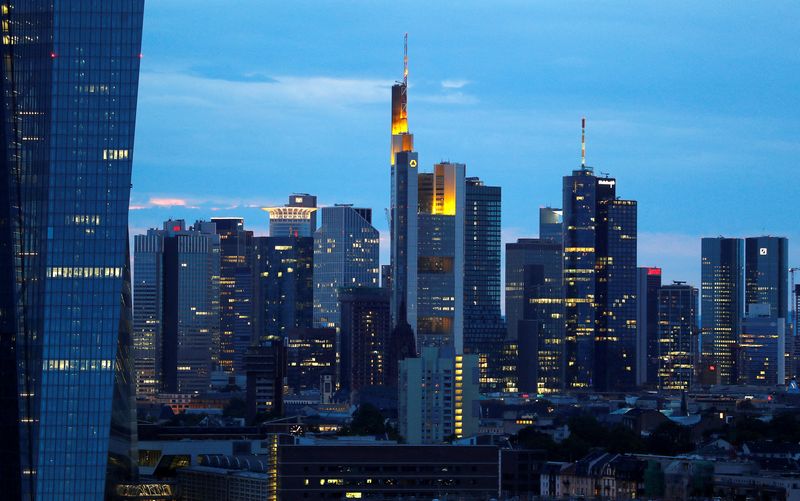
[286,327,336,394]
[505,238,563,394]
[562,132,638,391]
[739,305,785,386]
[244,339,286,422]
[0,2,144,497]
[263,193,318,237]
[463,177,505,390]
[134,220,221,395]
[657,282,699,391]
[252,236,314,342]
[386,308,417,389]
[701,237,744,385]
[339,287,391,396]
[390,36,418,339]
[398,347,480,444]
[381,264,393,291]
[213,217,254,376]
[417,162,466,351]
[313,206,380,330]
[636,267,662,387]
[745,237,788,319]
[539,207,563,243]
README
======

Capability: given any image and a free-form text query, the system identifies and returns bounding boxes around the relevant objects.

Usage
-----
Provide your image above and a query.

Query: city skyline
[130,1,799,295]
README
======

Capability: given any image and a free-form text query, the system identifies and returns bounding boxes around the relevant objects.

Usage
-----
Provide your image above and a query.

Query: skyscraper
[701,237,744,385]
[637,267,662,387]
[313,206,380,330]
[417,162,466,352]
[739,304,785,386]
[252,236,314,342]
[263,193,318,237]
[657,282,698,391]
[539,207,563,243]
[463,177,506,391]
[286,327,337,394]
[338,287,391,396]
[0,2,144,497]
[745,236,788,319]
[505,238,563,394]
[213,217,255,376]
[134,220,221,395]
[562,124,638,391]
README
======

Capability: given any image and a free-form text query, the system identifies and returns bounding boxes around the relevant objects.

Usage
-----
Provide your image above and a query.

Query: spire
[403,32,408,87]
[581,117,586,167]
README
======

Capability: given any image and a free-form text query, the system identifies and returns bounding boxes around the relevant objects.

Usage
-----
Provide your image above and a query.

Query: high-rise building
[539,207,563,243]
[562,144,638,391]
[286,327,336,394]
[463,177,506,391]
[701,237,744,385]
[213,218,255,376]
[252,236,314,342]
[0,3,144,497]
[313,206,380,330]
[399,348,480,444]
[739,304,785,386]
[134,220,221,395]
[745,237,788,319]
[505,238,563,394]
[263,193,318,237]
[339,287,391,396]
[389,36,418,341]
[244,339,287,422]
[416,162,466,352]
[636,267,662,387]
[657,282,698,391]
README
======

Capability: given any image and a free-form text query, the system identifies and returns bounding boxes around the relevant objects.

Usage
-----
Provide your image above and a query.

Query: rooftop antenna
[403,33,408,87]
[581,117,586,167]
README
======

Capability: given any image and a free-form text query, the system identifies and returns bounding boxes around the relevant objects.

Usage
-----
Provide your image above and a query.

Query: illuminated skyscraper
[252,236,314,341]
[505,238,563,394]
[657,282,698,391]
[213,217,255,376]
[636,267,662,387]
[739,304,785,386]
[463,177,505,390]
[263,193,318,238]
[539,207,563,243]
[313,206,380,331]
[0,2,144,497]
[562,121,637,391]
[134,220,221,395]
[701,237,744,385]
[745,236,788,319]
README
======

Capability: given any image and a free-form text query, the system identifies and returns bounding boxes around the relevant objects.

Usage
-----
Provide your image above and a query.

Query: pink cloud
[148,197,188,207]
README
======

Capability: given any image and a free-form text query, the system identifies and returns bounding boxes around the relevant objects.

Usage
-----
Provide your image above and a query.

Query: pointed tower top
[581,117,586,167]
[403,33,408,87]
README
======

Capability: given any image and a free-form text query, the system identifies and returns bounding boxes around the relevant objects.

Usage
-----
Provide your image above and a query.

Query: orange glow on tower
[391,33,413,165]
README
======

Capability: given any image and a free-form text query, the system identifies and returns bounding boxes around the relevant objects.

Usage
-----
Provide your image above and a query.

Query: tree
[223,397,247,418]
[646,421,694,456]
[340,403,386,436]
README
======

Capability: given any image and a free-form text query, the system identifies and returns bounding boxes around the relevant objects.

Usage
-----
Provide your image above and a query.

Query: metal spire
[581,117,586,167]
[403,32,408,87]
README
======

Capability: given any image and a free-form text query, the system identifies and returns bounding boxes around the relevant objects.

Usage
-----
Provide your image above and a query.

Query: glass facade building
[313,206,380,331]
[213,217,254,376]
[505,238,563,393]
[263,193,317,238]
[701,237,744,385]
[636,267,662,387]
[657,283,698,391]
[739,305,785,386]
[0,2,144,498]
[463,177,506,391]
[338,287,391,395]
[252,236,314,342]
[745,236,788,319]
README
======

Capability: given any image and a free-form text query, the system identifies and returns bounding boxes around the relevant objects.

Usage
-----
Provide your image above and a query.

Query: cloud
[149,197,189,207]
[441,79,470,89]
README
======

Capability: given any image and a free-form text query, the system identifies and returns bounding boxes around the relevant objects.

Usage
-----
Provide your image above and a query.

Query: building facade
[134,220,221,395]
[252,236,313,342]
[399,347,480,444]
[636,267,662,387]
[313,206,380,330]
[244,339,286,422]
[701,237,744,385]
[213,218,255,377]
[657,283,699,391]
[739,305,785,386]
[286,327,336,394]
[263,193,317,238]
[338,287,391,396]
[0,2,145,497]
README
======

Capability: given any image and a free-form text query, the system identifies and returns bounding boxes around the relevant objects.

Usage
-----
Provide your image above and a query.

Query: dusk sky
[131,1,799,303]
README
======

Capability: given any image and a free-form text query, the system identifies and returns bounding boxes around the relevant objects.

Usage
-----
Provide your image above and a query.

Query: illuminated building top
[391,33,414,164]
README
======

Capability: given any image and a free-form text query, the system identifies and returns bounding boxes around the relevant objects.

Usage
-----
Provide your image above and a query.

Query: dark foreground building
[277,444,500,499]
[0,2,145,499]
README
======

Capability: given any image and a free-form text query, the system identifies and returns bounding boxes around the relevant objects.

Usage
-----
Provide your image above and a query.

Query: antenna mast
[403,33,408,87]
[581,117,586,167]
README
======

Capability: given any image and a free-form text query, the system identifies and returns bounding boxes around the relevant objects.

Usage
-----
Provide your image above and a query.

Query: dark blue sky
[131,1,799,295]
